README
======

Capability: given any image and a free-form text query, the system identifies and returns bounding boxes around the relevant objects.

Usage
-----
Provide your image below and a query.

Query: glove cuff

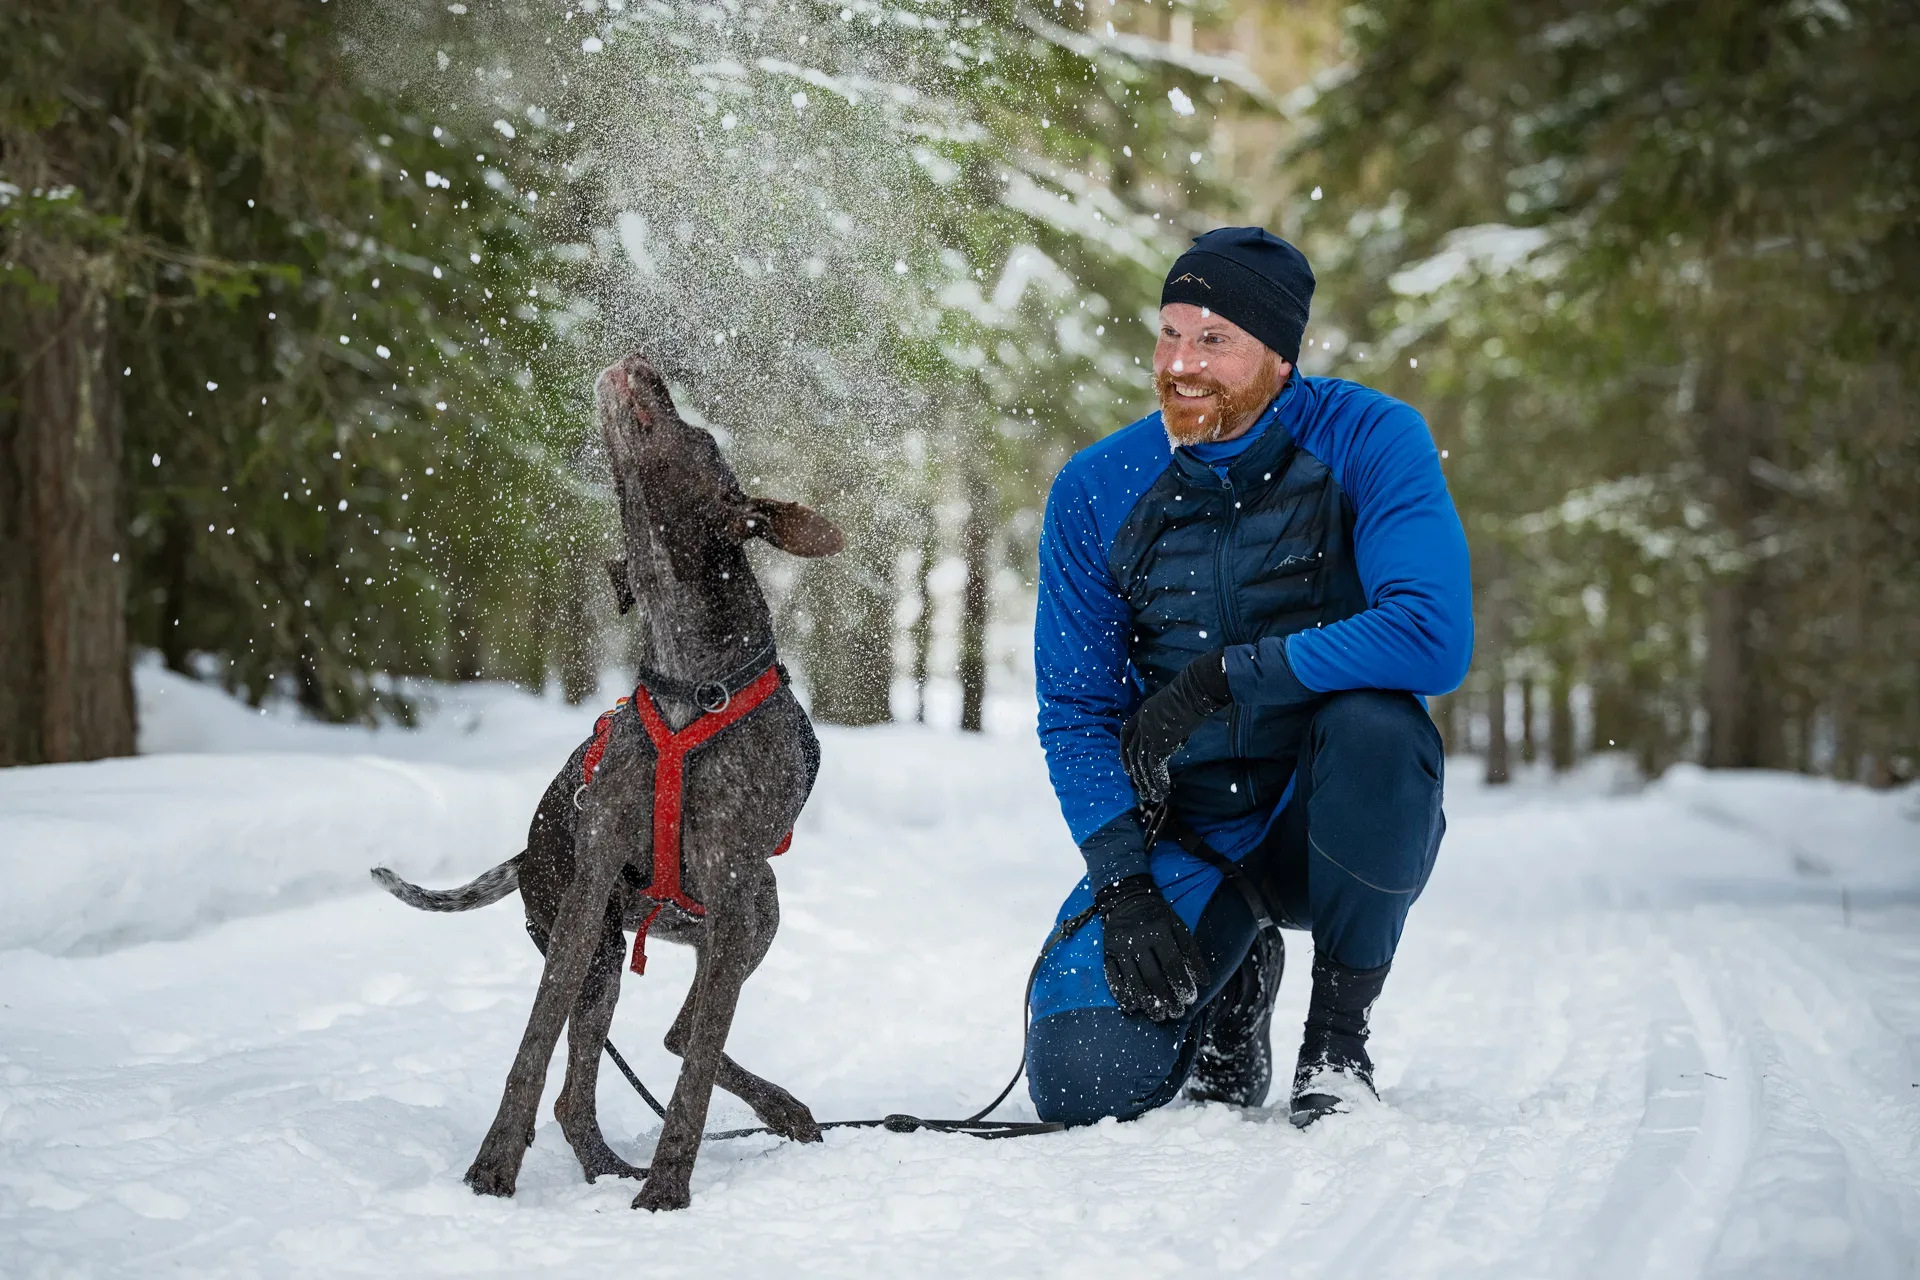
[1079,811,1151,890]
[1094,872,1159,916]
[1181,646,1231,708]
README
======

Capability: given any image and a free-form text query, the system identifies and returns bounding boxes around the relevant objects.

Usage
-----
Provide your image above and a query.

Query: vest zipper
[1213,476,1255,779]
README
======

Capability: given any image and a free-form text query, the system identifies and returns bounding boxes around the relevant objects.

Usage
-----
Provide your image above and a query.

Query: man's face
[1152,303,1292,447]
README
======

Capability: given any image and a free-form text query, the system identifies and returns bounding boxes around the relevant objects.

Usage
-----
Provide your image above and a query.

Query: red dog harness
[579,663,792,975]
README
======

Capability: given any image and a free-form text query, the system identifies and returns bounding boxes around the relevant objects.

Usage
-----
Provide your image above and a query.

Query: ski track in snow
[2,670,1917,1277]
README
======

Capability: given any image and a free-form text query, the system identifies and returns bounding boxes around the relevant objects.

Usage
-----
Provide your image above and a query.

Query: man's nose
[1159,336,1201,373]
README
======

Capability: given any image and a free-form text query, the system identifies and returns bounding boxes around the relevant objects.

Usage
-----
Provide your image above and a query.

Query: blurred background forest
[3,0,1915,785]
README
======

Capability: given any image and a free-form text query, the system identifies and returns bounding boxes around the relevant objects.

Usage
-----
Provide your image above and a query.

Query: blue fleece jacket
[1034,374,1472,882]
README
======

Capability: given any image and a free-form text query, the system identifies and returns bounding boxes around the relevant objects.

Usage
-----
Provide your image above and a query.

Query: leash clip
[696,680,731,713]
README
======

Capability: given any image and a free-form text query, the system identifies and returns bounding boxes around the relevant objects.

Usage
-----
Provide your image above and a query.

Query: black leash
[598,800,1282,1146]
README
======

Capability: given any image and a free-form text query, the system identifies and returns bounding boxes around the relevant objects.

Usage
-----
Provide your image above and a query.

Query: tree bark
[910,521,936,724]
[0,282,134,765]
[1548,663,1576,772]
[958,465,993,734]
[1484,675,1511,785]
[557,536,597,705]
[1429,692,1456,756]
[799,527,895,727]
[1700,355,1774,769]
[1520,677,1537,766]
[449,586,485,682]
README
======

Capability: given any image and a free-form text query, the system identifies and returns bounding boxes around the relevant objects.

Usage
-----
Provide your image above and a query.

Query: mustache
[1153,370,1225,399]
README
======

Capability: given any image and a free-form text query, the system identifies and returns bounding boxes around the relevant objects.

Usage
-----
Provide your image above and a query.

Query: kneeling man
[1027,227,1472,1127]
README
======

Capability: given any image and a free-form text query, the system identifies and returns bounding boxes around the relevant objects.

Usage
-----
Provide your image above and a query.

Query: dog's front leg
[466,795,632,1198]
[633,904,757,1212]
[554,902,646,1183]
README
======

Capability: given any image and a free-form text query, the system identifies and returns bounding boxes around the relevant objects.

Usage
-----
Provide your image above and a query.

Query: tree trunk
[1700,354,1774,769]
[800,533,895,727]
[1704,579,1760,767]
[1484,675,1511,785]
[557,538,597,705]
[1548,663,1576,772]
[958,465,993,734]
[1429,692,1456,756]
[158,513,194,675]
[449,587,484,682]
[1479,549,1510,785]
[0,282,134,765]
[1518,677,1535,766]
[910,521,936,725]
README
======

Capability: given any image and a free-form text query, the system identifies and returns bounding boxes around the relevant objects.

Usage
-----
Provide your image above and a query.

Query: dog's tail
[370,855,523,912]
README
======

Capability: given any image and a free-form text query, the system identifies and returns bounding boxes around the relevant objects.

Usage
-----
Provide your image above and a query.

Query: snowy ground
[3,667,1918,1278]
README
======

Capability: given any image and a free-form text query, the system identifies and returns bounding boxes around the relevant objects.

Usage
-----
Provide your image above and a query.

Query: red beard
[1154,368,1278,446]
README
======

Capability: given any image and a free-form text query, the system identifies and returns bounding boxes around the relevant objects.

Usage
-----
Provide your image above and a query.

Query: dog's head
[595,351,842,614]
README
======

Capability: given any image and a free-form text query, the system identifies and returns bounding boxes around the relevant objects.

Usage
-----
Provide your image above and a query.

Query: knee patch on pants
[1025,1007,1195,1126]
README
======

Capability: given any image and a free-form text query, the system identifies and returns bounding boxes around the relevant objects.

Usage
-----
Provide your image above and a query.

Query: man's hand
[1097,874,1210,1021]
[1121,647,1231,803]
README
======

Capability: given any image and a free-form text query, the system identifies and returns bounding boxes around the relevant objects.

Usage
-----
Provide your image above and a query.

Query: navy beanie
[1161,227,1315,363]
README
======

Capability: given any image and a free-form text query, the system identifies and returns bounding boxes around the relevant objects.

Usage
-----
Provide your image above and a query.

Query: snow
[3,667,1918,1276]
[1387,225,1554,297]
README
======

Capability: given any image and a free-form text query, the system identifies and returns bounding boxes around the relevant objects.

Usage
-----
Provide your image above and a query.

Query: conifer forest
[5,0,1916,784]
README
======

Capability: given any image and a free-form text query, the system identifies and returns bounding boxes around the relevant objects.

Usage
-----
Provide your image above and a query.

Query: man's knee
[1026,1007,1188,1126]
[1312,690,1441,778]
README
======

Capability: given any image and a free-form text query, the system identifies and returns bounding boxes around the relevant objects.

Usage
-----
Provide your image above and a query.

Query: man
[1027,226,1471,1128]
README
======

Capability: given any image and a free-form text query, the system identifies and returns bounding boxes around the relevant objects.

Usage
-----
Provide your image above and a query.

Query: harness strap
[625,662,786,974]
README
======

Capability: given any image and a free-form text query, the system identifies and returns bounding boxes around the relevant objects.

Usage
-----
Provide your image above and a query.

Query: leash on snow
[599,800,1283,1146]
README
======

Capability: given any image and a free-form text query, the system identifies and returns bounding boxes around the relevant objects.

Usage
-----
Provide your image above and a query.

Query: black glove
[1121,647,1231,804]
[1096,874,1210,1022]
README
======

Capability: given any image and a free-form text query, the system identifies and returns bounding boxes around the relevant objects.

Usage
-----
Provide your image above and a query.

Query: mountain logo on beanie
[1169,272,1212,289]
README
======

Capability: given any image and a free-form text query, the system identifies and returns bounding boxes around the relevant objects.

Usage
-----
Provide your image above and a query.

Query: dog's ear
[607,558,636,614]
[738,498,843,557]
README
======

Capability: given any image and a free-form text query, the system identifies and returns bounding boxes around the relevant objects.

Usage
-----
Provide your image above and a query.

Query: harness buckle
[695,680,731,714]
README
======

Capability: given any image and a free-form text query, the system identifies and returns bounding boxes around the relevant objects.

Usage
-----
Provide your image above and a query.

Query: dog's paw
[759,1097,823,1144]
[632,1172,692,1212]
[464,1161,518,1199]
[577,1146,646,1183]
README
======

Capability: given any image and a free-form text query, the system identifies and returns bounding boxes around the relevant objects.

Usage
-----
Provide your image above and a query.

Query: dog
[372,351,843,1211]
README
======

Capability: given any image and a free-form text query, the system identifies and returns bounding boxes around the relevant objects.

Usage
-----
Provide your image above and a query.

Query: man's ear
[739,498,844,557]
[607,558,636,614]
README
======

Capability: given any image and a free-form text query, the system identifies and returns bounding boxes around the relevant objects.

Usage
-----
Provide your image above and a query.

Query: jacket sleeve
[1226,397,1473,702]
[1034,467,1150,887]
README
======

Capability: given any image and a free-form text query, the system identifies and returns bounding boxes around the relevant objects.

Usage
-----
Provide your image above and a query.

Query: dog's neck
[628,534,777,694]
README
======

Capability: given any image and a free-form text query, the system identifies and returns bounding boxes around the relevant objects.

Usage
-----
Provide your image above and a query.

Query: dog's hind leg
[663,867,820,1143]
[553,903,645,1182]
[465,792,634,1199]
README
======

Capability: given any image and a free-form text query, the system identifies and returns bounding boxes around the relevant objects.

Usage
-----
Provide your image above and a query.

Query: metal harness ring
[572,783,588,811]
[696,680,731,714]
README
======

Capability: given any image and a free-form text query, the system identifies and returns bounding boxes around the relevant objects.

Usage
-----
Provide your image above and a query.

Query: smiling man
[1027,227,1472,1127]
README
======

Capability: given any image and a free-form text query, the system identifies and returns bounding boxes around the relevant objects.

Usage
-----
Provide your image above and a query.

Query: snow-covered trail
[3,677,1918,1277]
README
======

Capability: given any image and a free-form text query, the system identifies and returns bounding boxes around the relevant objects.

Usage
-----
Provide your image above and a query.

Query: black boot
[1289,953,1390,1128]
[1184,928,1284,1107]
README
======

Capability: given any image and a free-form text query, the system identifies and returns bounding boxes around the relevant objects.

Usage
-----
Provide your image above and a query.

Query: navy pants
[1026,690,1445,1126]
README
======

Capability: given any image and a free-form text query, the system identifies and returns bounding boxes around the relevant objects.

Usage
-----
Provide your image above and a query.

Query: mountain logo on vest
[1169,272,1211,289]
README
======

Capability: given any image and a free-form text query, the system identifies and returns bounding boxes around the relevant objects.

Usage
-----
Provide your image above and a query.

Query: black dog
[373,351,843,1211]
